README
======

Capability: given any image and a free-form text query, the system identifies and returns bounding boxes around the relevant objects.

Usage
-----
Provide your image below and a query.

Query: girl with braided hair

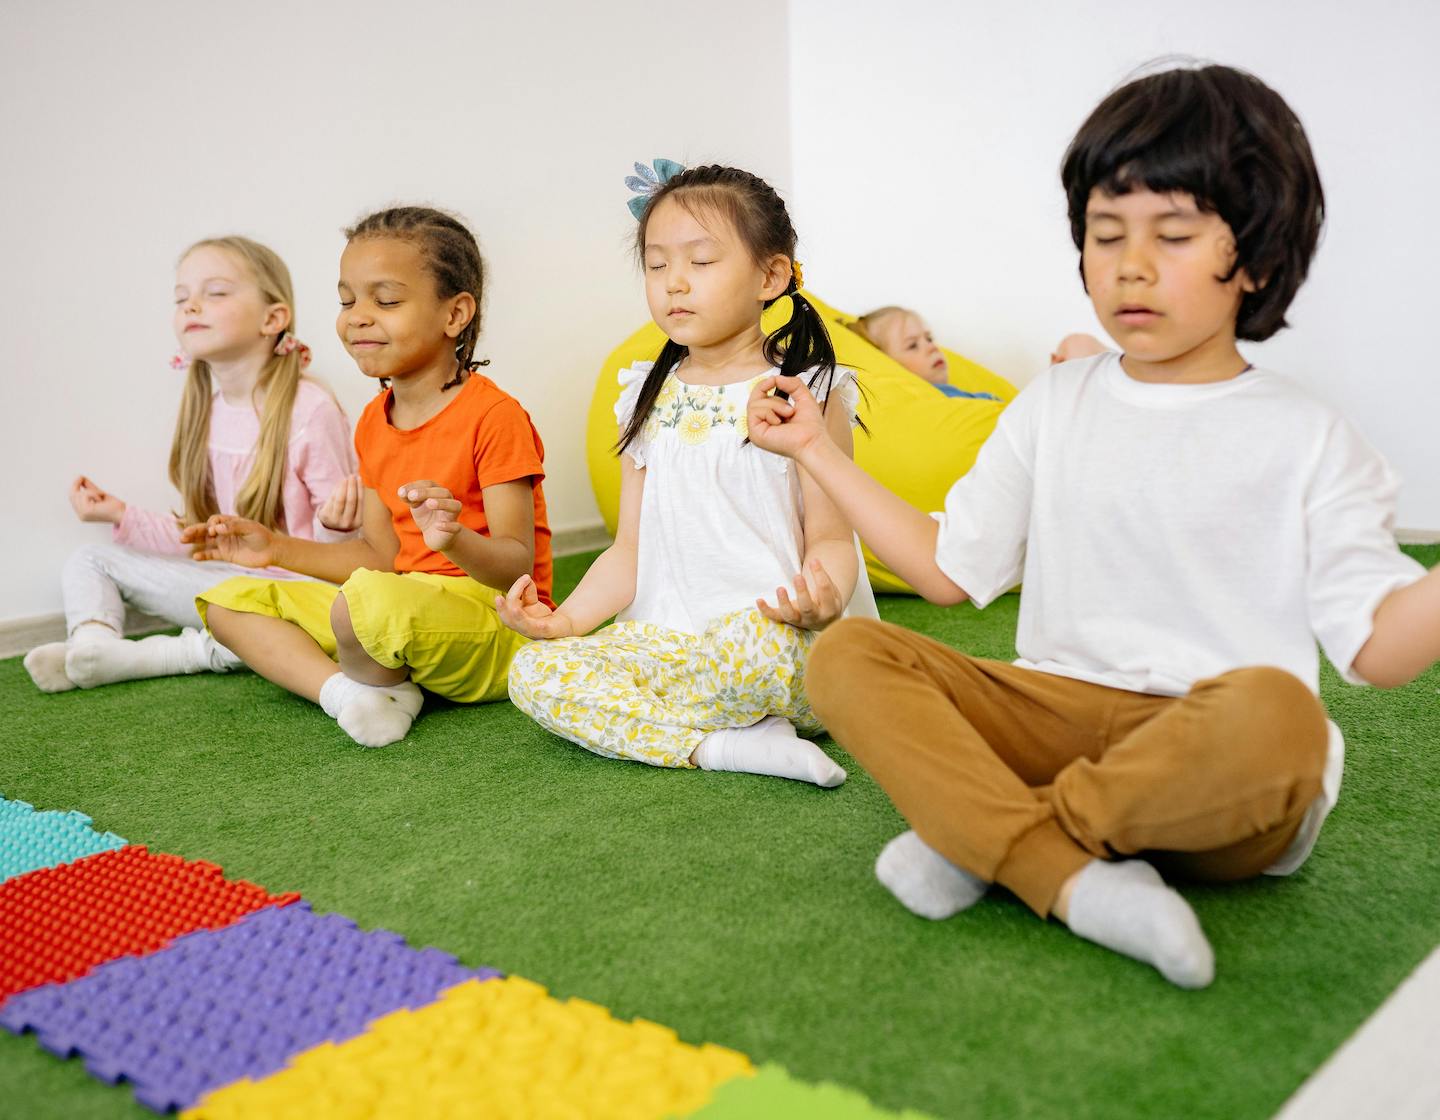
[188,207,552,748]
[499,163,875,786]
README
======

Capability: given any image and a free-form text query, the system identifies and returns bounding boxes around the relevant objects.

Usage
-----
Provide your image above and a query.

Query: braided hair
[618,165,843,453]
[344,206,489,391]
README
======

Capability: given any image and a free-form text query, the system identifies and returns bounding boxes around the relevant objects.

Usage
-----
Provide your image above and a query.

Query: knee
[807,618,898,723]
[1205,667,1329,782]
[508,640,539,679]
[64,542,116,579]
[330,591,357,645]
[506,642,544,706]
[205,604,238,642]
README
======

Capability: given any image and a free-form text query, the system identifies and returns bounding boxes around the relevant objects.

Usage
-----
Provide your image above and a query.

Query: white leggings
[61,543,262,671]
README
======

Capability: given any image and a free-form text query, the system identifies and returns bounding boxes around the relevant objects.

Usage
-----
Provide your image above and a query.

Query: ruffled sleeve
[812,365,860,427]
[614,361,655,468]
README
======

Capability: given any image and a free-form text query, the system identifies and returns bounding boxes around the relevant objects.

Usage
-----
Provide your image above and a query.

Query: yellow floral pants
[507,609,822,768]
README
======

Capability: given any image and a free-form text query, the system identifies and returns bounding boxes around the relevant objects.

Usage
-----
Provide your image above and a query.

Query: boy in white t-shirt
[745,63,1437,988]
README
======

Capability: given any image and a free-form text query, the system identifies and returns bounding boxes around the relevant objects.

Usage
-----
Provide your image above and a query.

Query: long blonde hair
[169,236,303,531]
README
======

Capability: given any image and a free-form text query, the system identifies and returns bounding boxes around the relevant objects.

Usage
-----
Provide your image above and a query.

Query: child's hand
[318,474,364,532]
[495,574,574,640]
[398,480,463,552]
[746,376,829,460]
[181,515,276,568]
[69,476,126,524]
[757,558,846,631]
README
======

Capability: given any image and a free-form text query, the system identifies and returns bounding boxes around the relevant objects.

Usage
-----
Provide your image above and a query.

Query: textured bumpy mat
[0,795,926,1118]
[0,792,125,883]
[0,844,300,1005]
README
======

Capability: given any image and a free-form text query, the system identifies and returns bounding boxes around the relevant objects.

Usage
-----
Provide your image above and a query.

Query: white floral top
[615,361,877,634]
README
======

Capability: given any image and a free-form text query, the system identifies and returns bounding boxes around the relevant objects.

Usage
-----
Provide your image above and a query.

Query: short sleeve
[614,362,655,467]
[354,391,386,492]
[814,366,860,427]
[931,378,1040,607]
[1305,416,1426,684]
[474,397,546,490]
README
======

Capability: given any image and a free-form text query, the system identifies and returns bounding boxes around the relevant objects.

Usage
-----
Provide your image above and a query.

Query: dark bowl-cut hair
[1061,63,1324,342]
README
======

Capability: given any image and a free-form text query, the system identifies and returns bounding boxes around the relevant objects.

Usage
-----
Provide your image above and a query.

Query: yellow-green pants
[197,568,527,703]
[507,608,820,768]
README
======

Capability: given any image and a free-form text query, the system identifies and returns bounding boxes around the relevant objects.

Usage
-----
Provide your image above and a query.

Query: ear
[757,253,791,302]
[445,292,477,339]
[261,303,292,337]
[1238,267,1262,294]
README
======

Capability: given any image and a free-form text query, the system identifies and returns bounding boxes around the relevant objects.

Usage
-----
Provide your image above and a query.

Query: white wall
[0,0,791,624]
[789,0,1440,530]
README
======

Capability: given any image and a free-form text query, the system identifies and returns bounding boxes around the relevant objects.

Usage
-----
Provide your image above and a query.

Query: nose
[338,307,371,336]
[1117,238,1154,283]
[666,267,688,295]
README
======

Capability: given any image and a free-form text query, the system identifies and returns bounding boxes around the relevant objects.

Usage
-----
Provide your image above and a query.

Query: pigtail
[762,288,839,412]
[616,339,687,453]
[168,358,219,527]
[235,344,303,531]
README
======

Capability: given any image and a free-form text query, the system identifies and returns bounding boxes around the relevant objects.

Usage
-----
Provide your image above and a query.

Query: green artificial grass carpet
[2,545,1437,1119]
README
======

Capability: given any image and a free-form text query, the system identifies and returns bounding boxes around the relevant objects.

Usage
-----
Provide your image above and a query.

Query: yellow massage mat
[585,291,1017,594]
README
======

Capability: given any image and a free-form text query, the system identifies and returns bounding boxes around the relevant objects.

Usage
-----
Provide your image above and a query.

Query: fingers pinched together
[757,558,845,630]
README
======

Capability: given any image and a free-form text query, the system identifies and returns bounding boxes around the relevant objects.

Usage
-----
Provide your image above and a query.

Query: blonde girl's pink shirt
[113,378,356,558]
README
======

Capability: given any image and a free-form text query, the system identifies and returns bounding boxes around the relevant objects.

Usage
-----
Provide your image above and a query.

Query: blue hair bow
[625,158,686,220]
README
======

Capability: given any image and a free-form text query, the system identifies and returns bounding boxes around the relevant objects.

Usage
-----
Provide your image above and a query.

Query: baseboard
[551,523,612,556]
[0,610,168,660]
[1397,528,1440,545]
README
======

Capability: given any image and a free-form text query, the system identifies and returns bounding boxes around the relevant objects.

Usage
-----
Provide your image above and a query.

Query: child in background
[851,306,1000,399]
[24,236,355,693]
[189,207,551,748]
[747,65,1437,987]
[855,305,1110,388]
[498,162,874,787]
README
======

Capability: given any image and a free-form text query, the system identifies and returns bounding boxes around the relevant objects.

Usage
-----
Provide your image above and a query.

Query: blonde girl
[25,236,355,693]
[498,163,877,787]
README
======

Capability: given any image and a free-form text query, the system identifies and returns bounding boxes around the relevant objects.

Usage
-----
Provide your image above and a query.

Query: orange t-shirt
[356,373,553,606]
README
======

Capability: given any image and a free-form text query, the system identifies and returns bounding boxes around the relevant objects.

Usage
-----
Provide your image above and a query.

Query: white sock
[28,621,120,691]
[24,642,75,692]
[693,716,846,788]
[64,627,217,689]
[318,672,424,748]
[1064,859,1215,989]
[875,830,988,919]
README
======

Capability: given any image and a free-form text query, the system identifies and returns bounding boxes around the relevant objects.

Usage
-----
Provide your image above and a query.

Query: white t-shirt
[615,361,878,635]
[934,352,1425,873]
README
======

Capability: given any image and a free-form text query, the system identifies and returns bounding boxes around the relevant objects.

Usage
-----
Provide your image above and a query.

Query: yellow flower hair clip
[792,259,805,289]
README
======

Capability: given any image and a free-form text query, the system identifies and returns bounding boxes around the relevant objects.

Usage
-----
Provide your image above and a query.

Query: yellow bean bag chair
[585,291,1017,594]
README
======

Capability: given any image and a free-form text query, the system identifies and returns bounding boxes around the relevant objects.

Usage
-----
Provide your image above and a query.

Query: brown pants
[808,619,1330,917]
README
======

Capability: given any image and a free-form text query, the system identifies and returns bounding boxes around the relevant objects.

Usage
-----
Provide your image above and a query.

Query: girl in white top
[25,236,356,693]
[499,162,875,787]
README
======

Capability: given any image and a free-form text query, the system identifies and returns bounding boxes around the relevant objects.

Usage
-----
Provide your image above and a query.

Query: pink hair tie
[169,352,189,370]
[274,331,313,370]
